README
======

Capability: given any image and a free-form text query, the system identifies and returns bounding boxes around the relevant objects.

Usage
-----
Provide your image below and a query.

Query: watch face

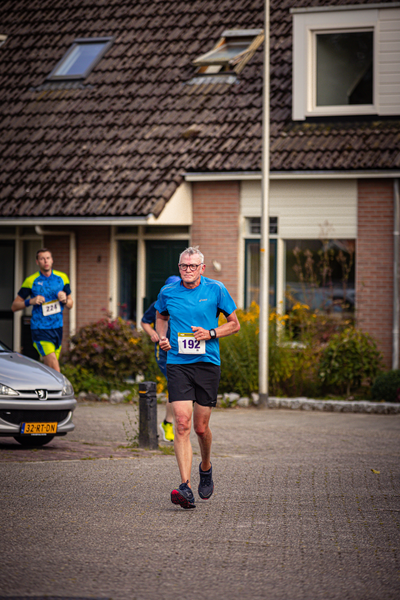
[210,329,216,339]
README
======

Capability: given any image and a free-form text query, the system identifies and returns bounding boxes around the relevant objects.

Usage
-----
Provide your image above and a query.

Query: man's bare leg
[172,400,193,486]
[193,404,212,472]
[43,352,60,372]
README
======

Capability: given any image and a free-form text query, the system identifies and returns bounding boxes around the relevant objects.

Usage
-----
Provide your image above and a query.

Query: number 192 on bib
[178,333,206,354]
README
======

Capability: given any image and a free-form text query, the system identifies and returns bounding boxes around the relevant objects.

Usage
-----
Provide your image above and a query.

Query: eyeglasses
[178,263,202,272]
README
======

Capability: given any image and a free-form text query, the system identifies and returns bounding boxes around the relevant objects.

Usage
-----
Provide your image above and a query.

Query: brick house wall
[356,179,395,367]
[76,226,110,330]
[44,227,110,353]
[191,181,240,304]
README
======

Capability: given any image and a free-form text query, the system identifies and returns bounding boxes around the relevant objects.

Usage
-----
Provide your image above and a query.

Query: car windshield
[0,340,12,352]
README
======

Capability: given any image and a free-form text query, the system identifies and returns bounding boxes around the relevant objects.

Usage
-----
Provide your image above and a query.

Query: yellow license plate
[20,422,57,435]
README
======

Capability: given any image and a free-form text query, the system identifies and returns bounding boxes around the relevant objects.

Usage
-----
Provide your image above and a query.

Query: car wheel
[13,435,55,447]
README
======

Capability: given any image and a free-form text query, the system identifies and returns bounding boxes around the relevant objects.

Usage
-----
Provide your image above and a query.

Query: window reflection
[285,239,355,314]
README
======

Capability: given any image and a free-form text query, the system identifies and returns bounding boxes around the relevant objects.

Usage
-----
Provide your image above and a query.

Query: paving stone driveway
[0,402,399,600]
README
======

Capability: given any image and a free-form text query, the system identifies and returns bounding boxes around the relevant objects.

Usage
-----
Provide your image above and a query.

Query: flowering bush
[219,303,259,396]
[219,302,381,399]
[65,315,152,380]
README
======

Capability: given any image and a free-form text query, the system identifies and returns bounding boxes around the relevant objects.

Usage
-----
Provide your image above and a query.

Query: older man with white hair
[155,246,240,509]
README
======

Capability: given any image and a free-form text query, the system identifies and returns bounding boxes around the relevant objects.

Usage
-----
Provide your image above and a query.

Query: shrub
[219,302,322,398]
[219,303,259,397]
[371,370,400,403]
[60,363,138,397]
[318,327,383,396]
[65,315,152,380]
[142,337,168,394]
[219,303,382,399]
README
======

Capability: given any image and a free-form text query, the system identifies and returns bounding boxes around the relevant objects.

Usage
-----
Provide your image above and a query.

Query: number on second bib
[42,300,61,316]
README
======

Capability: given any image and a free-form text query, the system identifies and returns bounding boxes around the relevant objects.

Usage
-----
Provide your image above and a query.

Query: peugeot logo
[36,389,48,400]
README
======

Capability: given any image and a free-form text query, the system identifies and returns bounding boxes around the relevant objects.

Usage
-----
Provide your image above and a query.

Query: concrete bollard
[138,381,158,449]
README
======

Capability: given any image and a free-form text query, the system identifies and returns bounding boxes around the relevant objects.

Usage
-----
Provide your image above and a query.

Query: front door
[144,240,188,310]
[0,241,14,348]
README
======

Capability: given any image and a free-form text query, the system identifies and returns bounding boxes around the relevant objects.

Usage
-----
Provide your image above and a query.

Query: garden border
[267,397,400,414]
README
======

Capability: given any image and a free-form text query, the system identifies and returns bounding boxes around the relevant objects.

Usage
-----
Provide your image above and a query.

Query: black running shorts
[166,363,221,407]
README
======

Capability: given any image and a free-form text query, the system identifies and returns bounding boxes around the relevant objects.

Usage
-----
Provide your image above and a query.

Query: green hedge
[371,370,400,403]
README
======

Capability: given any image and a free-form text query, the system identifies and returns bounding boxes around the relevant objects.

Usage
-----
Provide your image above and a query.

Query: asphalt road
[1,402,400,600]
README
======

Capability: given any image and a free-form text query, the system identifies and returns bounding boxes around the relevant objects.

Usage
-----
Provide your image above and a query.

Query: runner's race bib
[178,332,205,354]
[42,300,61,316]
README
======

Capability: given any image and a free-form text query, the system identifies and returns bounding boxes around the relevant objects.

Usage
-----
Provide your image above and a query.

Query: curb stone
[267,397,400,414]
[78,390,400,414]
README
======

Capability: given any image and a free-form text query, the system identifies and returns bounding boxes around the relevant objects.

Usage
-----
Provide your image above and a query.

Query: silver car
[0,340,76,447]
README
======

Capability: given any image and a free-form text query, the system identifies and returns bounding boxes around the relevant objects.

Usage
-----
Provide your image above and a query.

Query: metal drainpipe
[393,179,399,370]
[34,226,76,338]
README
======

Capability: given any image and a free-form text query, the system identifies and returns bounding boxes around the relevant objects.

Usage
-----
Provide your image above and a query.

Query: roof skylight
[193,29,264,74]
[47,37,114,80]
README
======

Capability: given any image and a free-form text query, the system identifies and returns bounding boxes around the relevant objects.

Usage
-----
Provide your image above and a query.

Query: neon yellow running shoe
[160,421,174,442]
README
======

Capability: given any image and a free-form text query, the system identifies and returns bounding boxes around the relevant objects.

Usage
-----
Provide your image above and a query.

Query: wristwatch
[209,329,217,339]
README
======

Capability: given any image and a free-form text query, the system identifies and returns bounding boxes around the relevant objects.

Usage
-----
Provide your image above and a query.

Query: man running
[11,248,73,372]
[141,275,181,443]
[155,246,240,509]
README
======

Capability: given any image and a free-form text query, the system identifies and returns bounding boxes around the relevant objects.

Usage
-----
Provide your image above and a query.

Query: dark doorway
[144,240,188,309]
[119,241,137,322]
[0,241,15,348]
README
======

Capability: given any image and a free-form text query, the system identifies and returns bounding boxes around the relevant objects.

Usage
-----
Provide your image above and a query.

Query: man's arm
[156,310,171,351]
[11,294,45,312]
[192,310,240,341]
[57,291,73,309]
[141,320,160,343]
[11,295,26,312]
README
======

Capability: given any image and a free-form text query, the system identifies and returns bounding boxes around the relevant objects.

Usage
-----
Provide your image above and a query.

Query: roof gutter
[0,217,150,226]
[291,2,400,13]
[184,170,400,181]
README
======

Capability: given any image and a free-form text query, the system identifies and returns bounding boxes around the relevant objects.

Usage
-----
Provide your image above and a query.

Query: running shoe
[198,462,214,499]
[171,481,196,509]
[160,421,174,442]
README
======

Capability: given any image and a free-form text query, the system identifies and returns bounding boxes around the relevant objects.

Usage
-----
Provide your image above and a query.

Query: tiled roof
[0,0,399,219]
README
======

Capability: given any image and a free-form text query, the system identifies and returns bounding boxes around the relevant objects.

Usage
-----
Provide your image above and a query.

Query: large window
[316,31,373,106]
[285,239,355,314]
[245,240,276,309]
[290,6,400,119]
[244,217,278,308]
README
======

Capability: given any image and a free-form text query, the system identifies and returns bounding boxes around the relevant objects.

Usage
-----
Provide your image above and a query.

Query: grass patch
[159,445,175,455]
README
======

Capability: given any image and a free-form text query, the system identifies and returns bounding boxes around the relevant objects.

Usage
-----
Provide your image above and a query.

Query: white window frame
[292,7,379,120]
[310,27,375,116]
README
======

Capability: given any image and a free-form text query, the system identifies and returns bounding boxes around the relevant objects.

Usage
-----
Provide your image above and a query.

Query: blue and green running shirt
[17,270,71,330]
[154,276,237,366]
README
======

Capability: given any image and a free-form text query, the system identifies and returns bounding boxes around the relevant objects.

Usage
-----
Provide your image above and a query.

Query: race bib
[42,300,61,316]
[178,332,205,354]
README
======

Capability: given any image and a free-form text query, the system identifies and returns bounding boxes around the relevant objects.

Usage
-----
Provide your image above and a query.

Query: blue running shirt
[18,270,71,330]
[154,276,237,365]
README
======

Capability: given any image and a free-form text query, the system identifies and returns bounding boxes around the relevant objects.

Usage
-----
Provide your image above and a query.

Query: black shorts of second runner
[166,363,221,407]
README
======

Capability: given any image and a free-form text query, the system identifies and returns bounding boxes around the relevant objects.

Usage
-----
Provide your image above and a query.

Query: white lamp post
[259,0,270,406]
